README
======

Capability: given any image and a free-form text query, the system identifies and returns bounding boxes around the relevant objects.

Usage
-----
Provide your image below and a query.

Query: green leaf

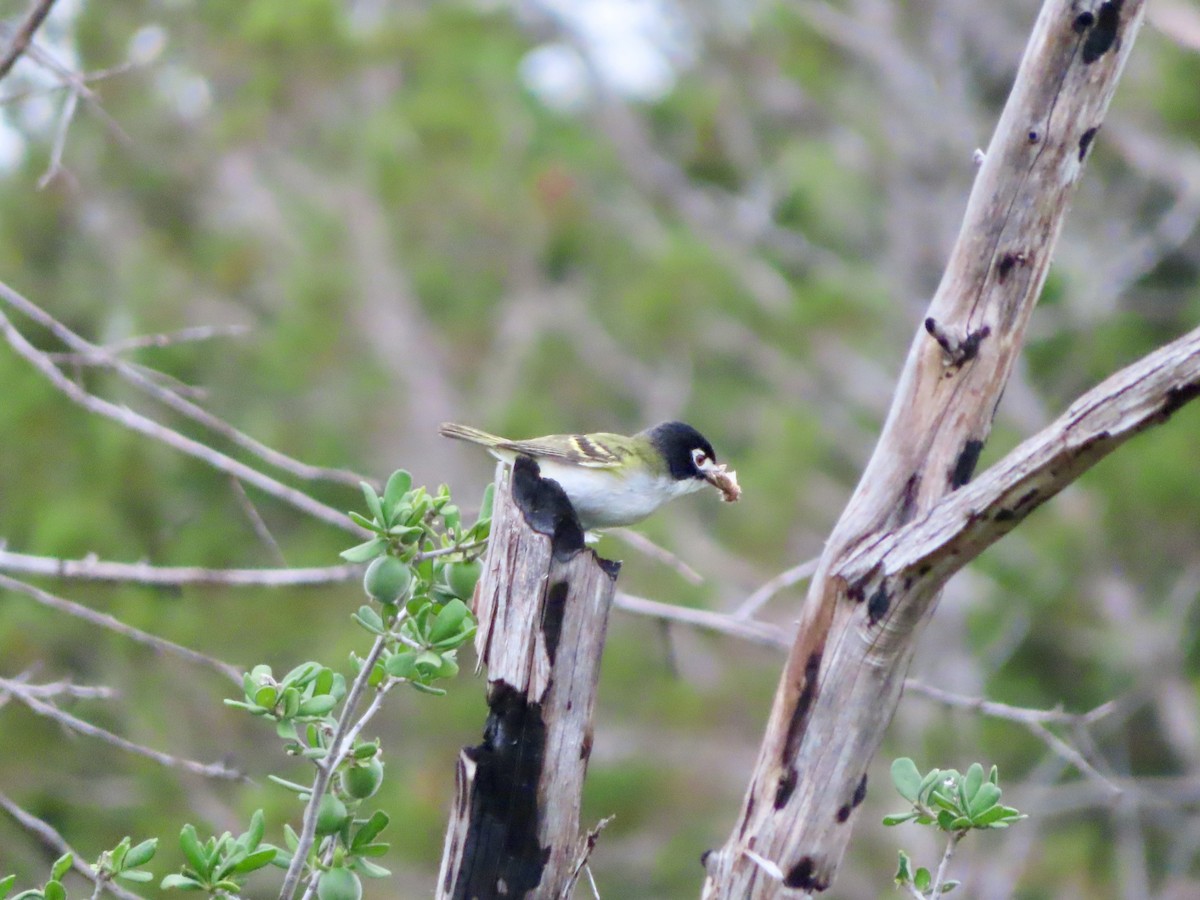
[962,763,984,806]
[340,538,388,563]
[242,810,265,851]
[0,874,16,900]
[409,681,447,696]
[43,881,64,900]
[352,858,391,878]
[353,606,384,634]
[891,757,922,803]
[387,525,424,543]
[384,652,416,679]
[950,816,972,830]
[436,653,460,679]
[254,685,279,708]
[49,856,71,882]
[179,825,208,877]
[913,866,931,892]
[936,810,957,830]
[478,483,495,522]
[267,775,311,794]
[352,811,390,849]
[231,848,277,874]
[968,782,1002,819]
[123,838,158,869]
[282,662,320,687]
[116,870,154,883]
[298,695,338,717]
[989,764,999,785]
[943,880,961,893]
[893,850,912,884]
[347,511,379,531]
[971,804,1010,827]
[917,767,943,805]
[882,812,919,826]
[352,842,389,857]
[432,602,468,643]
[360,482,384,524]
[383,471,412,517]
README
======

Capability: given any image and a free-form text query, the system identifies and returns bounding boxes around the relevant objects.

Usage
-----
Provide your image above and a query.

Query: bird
[438,421,740,530]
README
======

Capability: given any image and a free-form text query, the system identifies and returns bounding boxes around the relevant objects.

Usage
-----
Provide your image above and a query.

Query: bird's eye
[691,448,709,467]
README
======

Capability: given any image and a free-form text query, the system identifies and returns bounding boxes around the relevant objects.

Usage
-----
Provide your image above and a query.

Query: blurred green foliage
[1,0,1199,897]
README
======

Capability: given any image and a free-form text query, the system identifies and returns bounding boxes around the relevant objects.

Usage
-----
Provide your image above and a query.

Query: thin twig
[0,305,363,533]
[0,547,356,588]
[609,528,703,584]
[230,477,288,565]
[908,680,1122,794]
[906,680,1119,726]
[733,556,820,619]
[0,790,144,900]
[614,591,791,649]
[931,829,965,899]
[0,572,242,682]
[0,0,59,82]
[0,281,370,488]
[0,676,242,779]
[278,634,390,900]
[37,84,77,188]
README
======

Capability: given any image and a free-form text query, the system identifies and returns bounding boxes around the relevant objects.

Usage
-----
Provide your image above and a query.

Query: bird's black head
[644,421,718,482]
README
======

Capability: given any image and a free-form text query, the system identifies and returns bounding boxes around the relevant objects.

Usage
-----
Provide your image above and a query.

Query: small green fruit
[317,866,362,900]
[342,757,384,799]
[314,794,349,836]
[445,560,483,600]
[363,557,413,604]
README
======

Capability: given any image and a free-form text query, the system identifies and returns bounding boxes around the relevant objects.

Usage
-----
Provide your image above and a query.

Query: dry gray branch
[0,280,368,488]
[0,0,58,82]
[0,547,356,587]
[0,572,242,682]
[0,675,242,780]
[703,1,1159,894]
[438,460,618,899]
[0,304,361,534]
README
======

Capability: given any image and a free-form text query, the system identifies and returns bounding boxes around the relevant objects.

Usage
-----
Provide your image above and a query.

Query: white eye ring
[691,448,709,467]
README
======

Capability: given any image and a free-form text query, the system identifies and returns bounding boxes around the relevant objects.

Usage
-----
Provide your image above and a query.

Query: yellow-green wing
[502,432,628,468]
[440,423,629,468]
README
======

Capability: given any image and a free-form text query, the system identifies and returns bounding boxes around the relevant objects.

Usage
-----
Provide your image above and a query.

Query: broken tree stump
[437,456,620,900]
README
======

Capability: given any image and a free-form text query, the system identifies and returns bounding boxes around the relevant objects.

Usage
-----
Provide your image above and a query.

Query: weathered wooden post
[437,456,619,899]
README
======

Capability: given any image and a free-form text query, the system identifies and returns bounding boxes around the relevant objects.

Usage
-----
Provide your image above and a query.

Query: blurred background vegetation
[1,0,1199,897]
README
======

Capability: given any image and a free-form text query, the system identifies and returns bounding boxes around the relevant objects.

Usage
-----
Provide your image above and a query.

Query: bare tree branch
[705,0,1156,894]
[0,305,362,534]
[0,573,242,683]
[0,547,356,587]
[842,324,1200,590]
[615,591,790,650]
[0,790,145,900]
[0,281,369,488]
[0,675,243,779]
[0,0,58,83]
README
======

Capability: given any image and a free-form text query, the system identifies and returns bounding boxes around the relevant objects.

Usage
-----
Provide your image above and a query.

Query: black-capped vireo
[439,421,740,530]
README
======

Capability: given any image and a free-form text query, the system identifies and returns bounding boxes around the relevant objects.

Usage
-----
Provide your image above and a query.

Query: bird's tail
[438,422,503,448]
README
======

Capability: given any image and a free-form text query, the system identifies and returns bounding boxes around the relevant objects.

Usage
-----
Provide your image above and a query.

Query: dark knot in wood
[924,317,992,366]
[511,455,586,559]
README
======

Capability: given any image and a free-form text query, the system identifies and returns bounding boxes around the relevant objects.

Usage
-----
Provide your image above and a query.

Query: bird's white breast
[534,460,703,529]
